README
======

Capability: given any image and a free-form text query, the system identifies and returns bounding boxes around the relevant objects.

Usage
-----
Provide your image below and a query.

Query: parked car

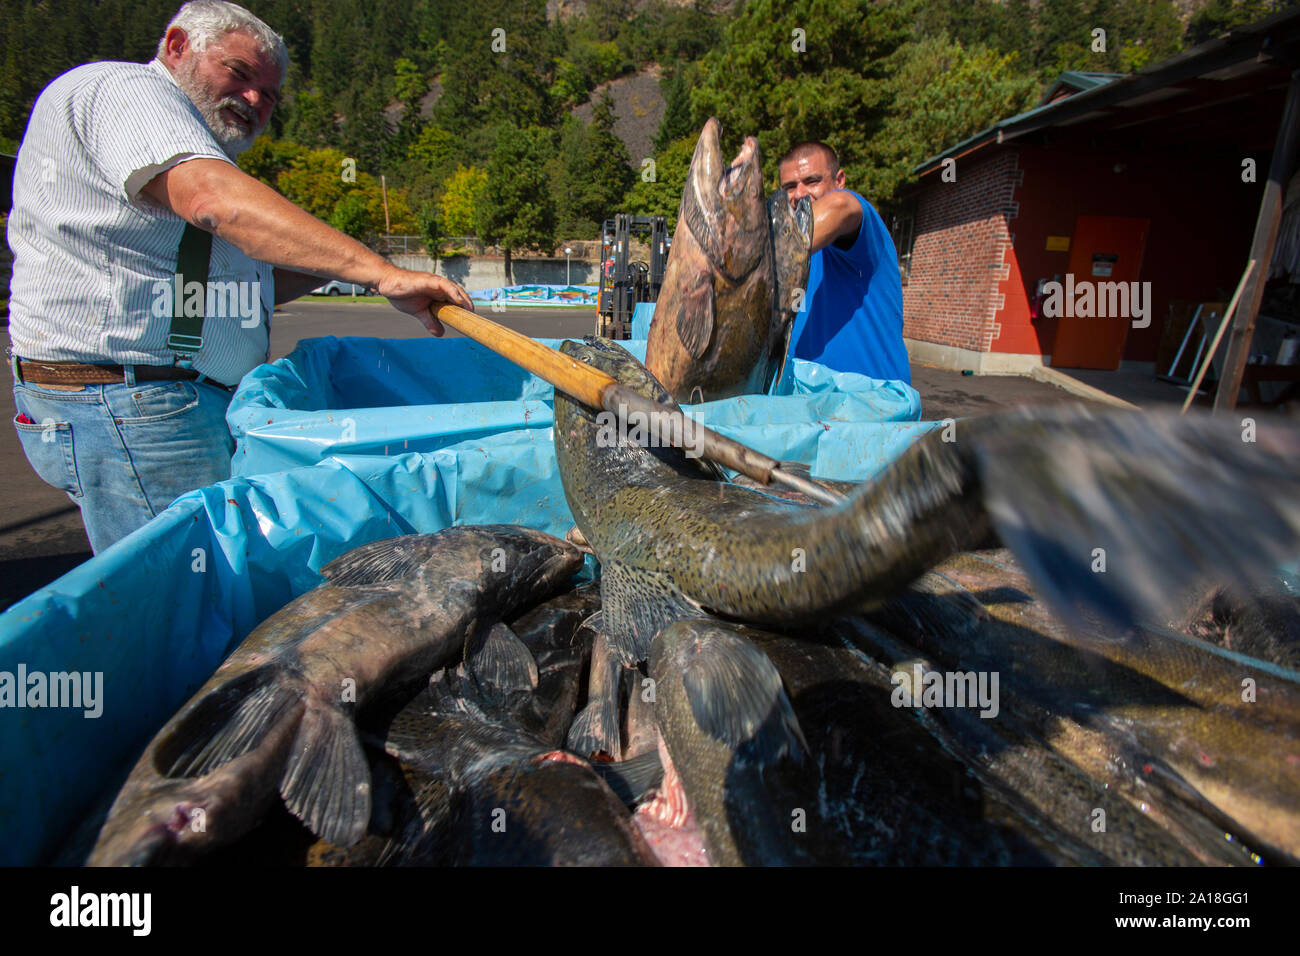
[312,280,371,296]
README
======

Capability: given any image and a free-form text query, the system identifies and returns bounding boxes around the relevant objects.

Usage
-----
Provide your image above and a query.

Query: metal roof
[1039,70,1126,105]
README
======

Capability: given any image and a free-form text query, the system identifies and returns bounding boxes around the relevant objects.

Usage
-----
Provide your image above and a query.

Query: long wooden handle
[433,303,846,505]
[435,303,615,408]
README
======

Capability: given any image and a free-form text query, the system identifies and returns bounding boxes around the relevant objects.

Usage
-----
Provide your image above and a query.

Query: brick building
[895,9,1300,376]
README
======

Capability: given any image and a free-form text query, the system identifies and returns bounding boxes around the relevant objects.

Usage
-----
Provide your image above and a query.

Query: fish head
[683,118,768,282]
[553,337,726,528]
[766,191,813,389]
[88,777,233,866]
[562,336,675,406]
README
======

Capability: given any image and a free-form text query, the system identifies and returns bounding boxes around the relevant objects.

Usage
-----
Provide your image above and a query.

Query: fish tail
[154,666,303,779]
[566,696,623,762]
[280,702,371,847]
[590,748,666,806]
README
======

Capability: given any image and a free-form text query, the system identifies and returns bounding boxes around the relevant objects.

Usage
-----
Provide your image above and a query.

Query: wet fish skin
[646,118,777,402]
[766,190,813,391]
[89,525,582,865]
[566,614,624,759]
[503,581,602,747]
[1178,581,1300,672]
[86,702,304,866]
[837,614,1216,866]
[556,339,1300,664]
[221,585,617,867]
[903,550,1300,864]
[740,624,1053,865]
[372,679,658,867]
[647,618,822,866]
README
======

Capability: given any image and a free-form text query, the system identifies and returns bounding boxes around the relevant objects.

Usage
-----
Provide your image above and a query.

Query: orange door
[1051,216,1150,370]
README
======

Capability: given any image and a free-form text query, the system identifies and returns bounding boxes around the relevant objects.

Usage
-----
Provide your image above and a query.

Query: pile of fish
[82,345,1300,865]
[79,119,1300,866]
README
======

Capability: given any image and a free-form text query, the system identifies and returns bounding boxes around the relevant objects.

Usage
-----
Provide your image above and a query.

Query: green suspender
[167,222,213,361]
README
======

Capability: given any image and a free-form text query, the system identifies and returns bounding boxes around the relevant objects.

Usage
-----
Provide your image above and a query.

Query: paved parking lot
[0,299,1086,610]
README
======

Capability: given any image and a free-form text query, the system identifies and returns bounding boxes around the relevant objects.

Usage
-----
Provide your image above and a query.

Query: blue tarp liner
[631,301,656,338]
[229,336,924,476]
[0,335,934,865]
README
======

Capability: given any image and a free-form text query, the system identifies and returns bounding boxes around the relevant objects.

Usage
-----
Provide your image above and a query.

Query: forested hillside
[1,0,1293,259]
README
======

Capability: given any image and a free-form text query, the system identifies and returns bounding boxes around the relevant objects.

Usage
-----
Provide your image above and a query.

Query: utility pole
[380,174,391,235]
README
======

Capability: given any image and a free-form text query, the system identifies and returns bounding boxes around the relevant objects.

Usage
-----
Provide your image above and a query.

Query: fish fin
[674,267,715,360]
[967,407,1300,634]
[280,704,372,847]
[425,668,475,717]
[589,749,665,806]
[666,623,806,765]
[467,622,539,697]
[566,633,624,759]
[574,610,604,644]
[565,697,623,762]
[154,666,303,778]
[599,563,692,666]
[321,534,437,586]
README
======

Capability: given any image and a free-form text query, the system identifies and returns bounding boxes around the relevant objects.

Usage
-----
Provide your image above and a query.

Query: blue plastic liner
[229,336,923,476]
[0,335,933,864]
[631,302,656,338]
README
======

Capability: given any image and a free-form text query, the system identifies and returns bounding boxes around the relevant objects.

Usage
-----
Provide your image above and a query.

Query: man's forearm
[141,156,474,337]
[809,190,863,254]
[143,159,396,287]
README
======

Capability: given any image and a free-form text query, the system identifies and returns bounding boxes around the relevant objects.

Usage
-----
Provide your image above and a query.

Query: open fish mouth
[719,137,759,199]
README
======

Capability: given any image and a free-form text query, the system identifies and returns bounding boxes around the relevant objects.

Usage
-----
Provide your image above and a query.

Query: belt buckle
[166,333,203,359]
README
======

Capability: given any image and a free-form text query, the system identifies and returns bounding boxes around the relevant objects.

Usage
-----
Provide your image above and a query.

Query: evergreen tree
[1186,0,1294,45]
[654,62,697,153]
[624,134,694,232]
[690,0,914,195]
[477,124,557,282]
[570,93,635,231]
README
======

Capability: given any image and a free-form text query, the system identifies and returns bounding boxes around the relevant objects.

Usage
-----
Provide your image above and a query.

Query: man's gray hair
[157,1,289,79]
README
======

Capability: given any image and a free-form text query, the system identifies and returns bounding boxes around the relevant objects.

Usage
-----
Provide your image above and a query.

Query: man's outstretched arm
[807,190,862,254]
[141,158,472,334]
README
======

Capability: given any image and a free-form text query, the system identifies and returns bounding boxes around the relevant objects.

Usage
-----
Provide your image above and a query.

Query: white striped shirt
[6,58,273,386]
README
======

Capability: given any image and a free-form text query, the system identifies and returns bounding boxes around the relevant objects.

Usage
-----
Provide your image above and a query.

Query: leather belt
[16,359,235,392]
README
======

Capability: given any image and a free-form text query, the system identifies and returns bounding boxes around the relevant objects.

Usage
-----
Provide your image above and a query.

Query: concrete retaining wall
[390,254,598,290]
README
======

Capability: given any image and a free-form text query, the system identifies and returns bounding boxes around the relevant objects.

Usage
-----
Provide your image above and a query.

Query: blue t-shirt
[789,190,910,384]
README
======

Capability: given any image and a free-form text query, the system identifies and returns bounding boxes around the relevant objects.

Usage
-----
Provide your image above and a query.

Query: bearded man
[7,1,472,553]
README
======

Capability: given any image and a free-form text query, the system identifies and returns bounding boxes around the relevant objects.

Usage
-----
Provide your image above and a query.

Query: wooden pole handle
[432,303,846,505]
[435,303,616,409]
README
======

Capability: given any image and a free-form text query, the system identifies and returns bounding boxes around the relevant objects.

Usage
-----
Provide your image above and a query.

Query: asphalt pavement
[0,298,1081,610]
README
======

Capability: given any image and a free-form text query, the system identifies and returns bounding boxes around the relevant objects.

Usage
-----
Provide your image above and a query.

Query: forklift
[596,214,669,338]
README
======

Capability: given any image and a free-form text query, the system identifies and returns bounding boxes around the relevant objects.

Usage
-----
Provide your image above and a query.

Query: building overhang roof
[912,6,1300,180]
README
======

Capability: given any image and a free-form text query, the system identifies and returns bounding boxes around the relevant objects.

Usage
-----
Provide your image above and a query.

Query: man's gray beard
[176,58,261,159]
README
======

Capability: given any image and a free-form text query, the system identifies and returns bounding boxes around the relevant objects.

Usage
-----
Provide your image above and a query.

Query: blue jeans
[12,372,235,554]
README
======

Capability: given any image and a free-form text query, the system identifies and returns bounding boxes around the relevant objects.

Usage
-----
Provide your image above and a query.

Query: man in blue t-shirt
[777,142,910,384]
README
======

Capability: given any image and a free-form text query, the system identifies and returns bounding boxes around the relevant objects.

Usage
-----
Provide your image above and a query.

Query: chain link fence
[376,235,599,260]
